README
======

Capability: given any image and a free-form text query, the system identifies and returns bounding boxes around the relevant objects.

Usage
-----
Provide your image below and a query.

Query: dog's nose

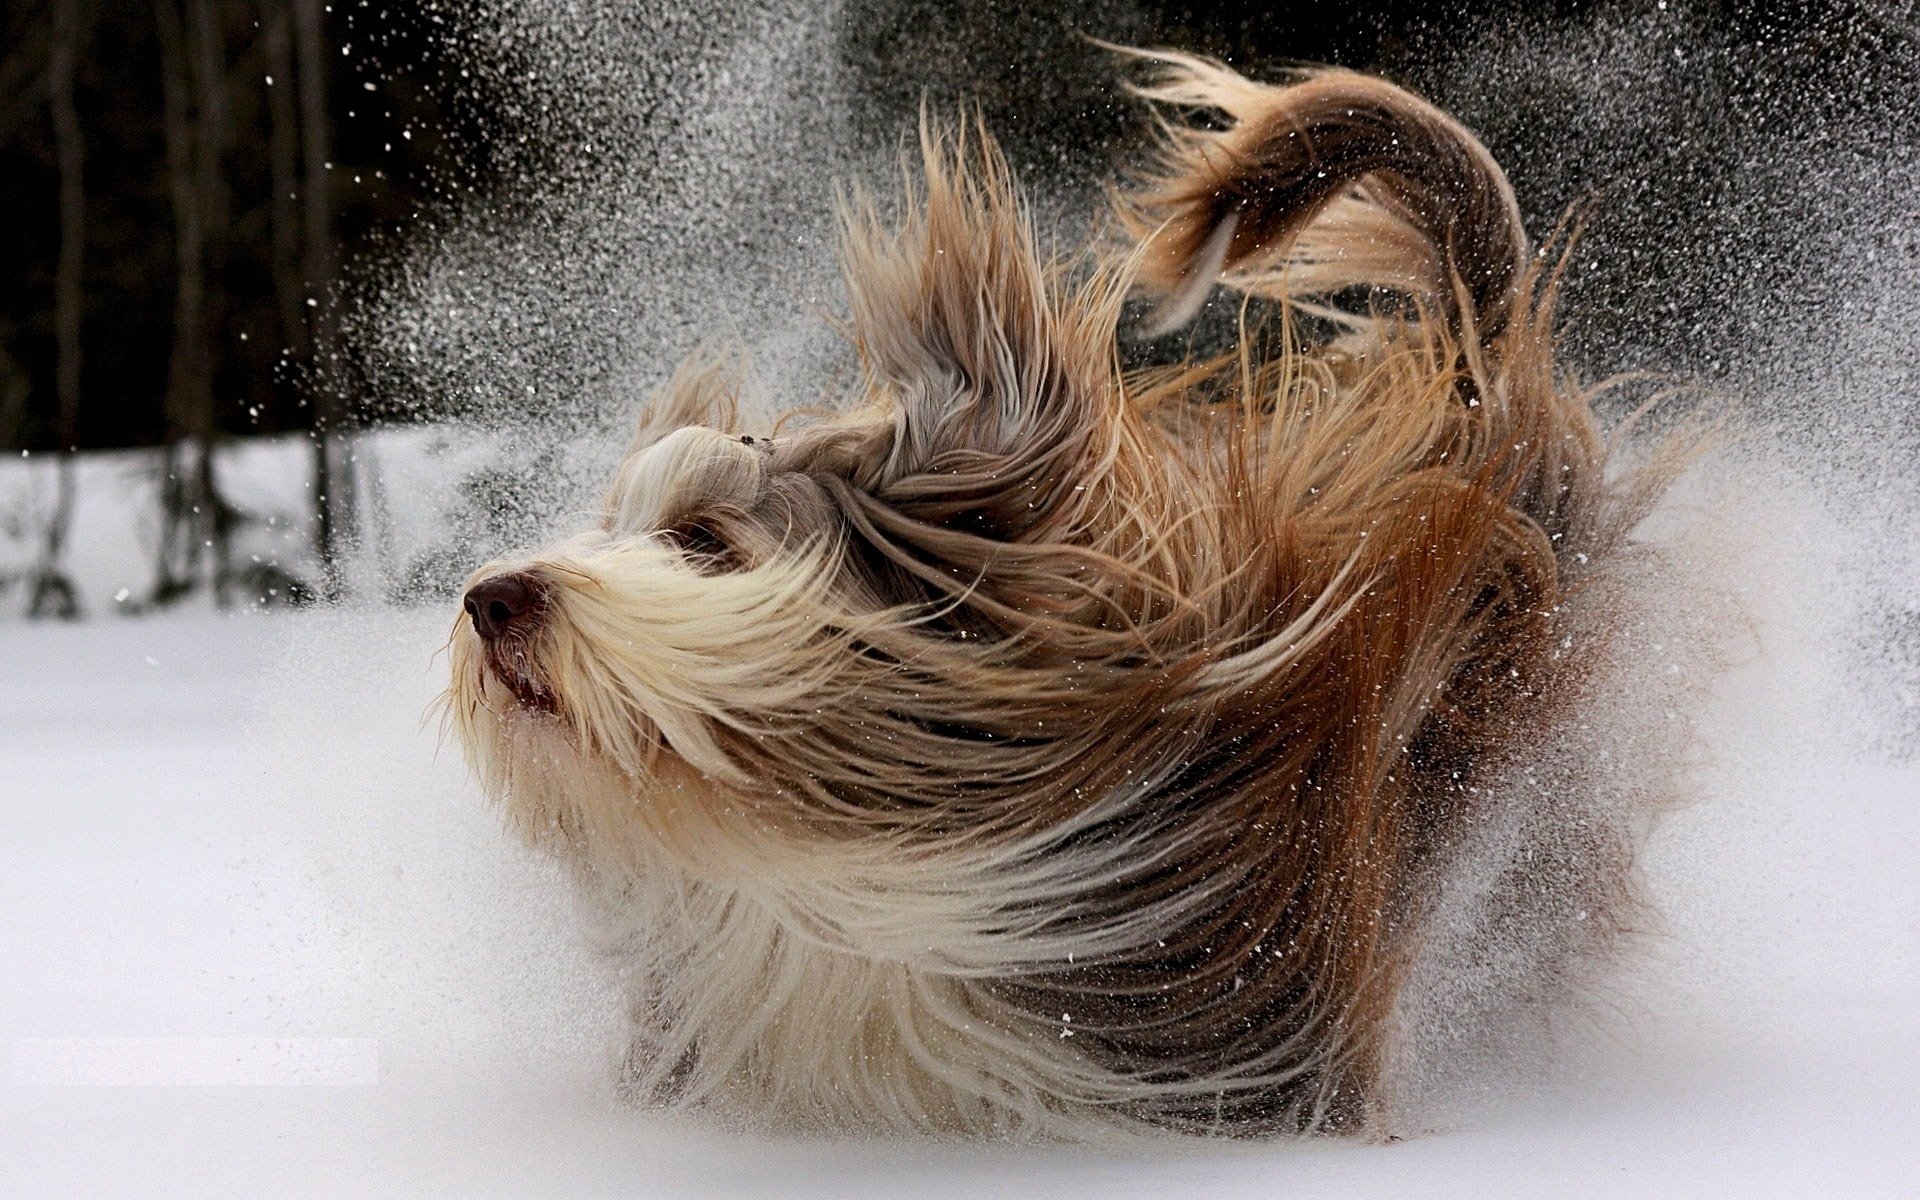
[463,573,545,640]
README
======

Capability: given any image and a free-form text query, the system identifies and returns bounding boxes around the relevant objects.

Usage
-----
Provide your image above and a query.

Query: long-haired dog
[445,50,1693,1139]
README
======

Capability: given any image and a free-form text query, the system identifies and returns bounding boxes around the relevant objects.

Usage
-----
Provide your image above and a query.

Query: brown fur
[444,50,1682,1138]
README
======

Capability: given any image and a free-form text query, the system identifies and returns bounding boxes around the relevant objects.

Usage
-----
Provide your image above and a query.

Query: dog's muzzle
[464,572,559,713]
[464,572,547,641]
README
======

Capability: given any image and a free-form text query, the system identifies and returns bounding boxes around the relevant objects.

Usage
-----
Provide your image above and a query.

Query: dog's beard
[445,532,845,864]
[477,629,557,714]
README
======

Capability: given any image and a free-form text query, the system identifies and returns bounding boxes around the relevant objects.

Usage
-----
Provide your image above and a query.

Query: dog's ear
[834,118,1125,541]
[627,352,741,456]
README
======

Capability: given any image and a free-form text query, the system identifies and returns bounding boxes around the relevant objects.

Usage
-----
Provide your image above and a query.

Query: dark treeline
[0,0,490,609]
[0,0,481,452]
[16,0,1831,454]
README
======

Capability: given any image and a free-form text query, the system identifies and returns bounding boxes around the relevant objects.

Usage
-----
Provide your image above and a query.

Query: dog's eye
[659,520,737,570]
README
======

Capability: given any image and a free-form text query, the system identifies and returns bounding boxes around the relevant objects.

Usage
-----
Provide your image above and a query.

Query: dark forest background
[0,0,1911,616]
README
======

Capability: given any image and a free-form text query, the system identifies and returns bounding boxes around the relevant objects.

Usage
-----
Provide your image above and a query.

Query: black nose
[463,573,545,640]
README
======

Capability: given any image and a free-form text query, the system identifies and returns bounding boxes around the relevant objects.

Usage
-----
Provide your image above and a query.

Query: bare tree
[28,0,87,619]
[187,0,237,603]
[262,1,305,361]
[151,0,240,607]
[293,0,354,598]
[152,0,203,605]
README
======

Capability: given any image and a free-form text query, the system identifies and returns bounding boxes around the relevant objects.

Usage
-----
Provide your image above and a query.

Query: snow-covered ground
[2,454,1916,1197]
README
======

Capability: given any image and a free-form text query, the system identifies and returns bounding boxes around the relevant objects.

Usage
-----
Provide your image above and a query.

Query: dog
[445,49,1689,1139]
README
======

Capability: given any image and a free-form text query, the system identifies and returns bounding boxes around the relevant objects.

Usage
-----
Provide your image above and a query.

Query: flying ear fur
[627,351,743,456]
[836,115,1130,541]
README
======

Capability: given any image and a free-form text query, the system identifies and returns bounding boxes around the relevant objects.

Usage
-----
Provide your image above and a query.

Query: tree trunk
[293,0,353,598]
[150,0,244,608]
[153,0,206,605]
[262,1,306,360]
[31,0,87,619]
[185,0,235,604]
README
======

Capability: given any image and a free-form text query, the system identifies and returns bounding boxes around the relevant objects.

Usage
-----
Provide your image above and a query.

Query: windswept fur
[443,51,1692,1140]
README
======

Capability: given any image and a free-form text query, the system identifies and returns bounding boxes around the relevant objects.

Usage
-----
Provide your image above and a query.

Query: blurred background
[0,0,1915,619]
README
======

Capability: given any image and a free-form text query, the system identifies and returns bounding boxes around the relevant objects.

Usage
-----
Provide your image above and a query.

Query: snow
[3,471,1917,1196]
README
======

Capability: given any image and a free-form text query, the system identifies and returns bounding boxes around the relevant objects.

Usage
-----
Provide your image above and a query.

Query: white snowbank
[0,427,498,618]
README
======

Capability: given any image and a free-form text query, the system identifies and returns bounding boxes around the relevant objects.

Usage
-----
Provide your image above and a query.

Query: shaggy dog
[445,51,1690,1139]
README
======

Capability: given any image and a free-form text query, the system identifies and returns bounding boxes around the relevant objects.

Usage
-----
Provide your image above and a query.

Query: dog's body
[447,52,1685,1139]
